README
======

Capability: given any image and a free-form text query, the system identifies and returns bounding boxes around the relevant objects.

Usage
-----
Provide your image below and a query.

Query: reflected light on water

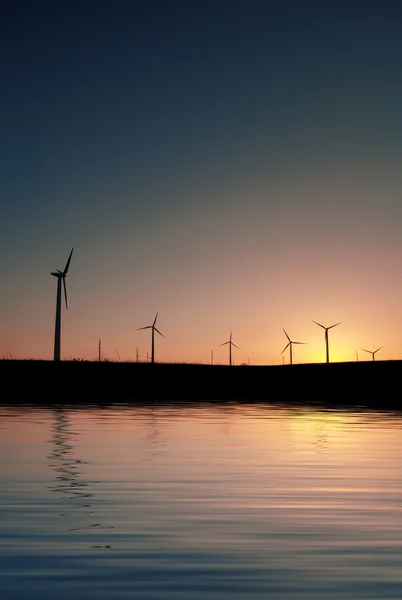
[1,402,402,599]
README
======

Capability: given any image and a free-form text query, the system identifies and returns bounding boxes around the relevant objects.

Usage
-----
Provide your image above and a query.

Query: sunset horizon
[2,2,402,366]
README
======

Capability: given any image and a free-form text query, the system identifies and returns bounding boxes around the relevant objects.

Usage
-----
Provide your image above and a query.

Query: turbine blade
[374,346,383,353]
[63,277,68,309]
[313,321,325,329]
[138,325,151,331]
[232,343,239,349]
[328,322,341,329]
[293,341,306,345]
[63,248,74,275]
[361,349,370,354]
[283,328,291,341]
[153,312,158,326]
[221,341,229,346]
[154,327,165,338]
[281,343,290,354]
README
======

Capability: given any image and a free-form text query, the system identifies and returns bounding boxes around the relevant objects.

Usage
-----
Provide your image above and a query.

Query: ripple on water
[1,403,402,599]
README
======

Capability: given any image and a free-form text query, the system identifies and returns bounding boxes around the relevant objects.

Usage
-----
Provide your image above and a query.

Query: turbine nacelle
[137,312,165,338]
[280,329,306,363]
[362,346,383,360]
[51,248,74,310]
[313,321,341,331]
[220,332,239,349]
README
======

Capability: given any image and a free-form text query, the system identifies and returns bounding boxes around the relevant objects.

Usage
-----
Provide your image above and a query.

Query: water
[1,402,402,599]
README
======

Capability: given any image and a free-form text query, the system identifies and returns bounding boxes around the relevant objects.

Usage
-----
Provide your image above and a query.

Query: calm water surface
[1,402,402,599]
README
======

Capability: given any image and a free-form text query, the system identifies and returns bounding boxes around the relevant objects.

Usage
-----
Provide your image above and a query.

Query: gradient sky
[1,1,402,364]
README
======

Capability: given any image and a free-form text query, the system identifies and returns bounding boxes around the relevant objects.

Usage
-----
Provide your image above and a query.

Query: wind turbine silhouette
[280,329,305,365]
[51,248,73,361]
[220,332,239,366]
[313,321,341,364]
[362,346,383,361]
[138,313,164,364]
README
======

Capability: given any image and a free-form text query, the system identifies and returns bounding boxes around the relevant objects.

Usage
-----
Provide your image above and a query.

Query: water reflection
[48,408,90,503]
[47,407,113,547]
[145,405,163,446]
[2,403,402,599]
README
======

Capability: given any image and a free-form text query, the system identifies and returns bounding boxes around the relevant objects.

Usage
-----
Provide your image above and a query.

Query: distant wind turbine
[51,248,74,361]
[313,321,341,363]
[220,332,239,366]
[362,346,383,361]
[280,329,305,365]
[138,313,164,364]
[313,321,341,364]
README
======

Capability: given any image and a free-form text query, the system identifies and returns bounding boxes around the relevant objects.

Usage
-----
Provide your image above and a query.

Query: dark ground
[1,359,401,410]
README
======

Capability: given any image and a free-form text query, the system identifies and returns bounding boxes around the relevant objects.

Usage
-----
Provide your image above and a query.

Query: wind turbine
[51,248,74,361]
[138,313,164,364]
[280,329,305,365]
[220,332,239,366]
[362,346,383,361]
[313,321,341,364]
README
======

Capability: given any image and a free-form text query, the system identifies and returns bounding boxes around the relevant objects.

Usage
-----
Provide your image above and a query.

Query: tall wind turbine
[362,346,383,361]
[313,321,341,364]
[138,313,164,364]
[220,332,239,366]
[280,329,305,365]
[51,248,74,361]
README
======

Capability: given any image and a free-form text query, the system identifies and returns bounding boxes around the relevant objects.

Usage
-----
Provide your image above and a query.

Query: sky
[1,0,402,365]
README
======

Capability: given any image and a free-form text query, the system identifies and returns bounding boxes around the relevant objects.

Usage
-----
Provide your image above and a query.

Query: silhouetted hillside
[1,359,401,410]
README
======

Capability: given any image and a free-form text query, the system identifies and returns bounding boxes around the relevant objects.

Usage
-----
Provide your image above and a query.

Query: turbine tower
[138,312,164,364]
[51,248,74,361]
[362,346,383,362]
[280,329,305,365]
[220,332,239,366]
[313,321,341,364]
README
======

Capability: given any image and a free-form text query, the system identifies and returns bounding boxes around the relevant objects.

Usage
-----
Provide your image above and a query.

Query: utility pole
[211,349,214,365]
[98,338,101,362]
[136,347,139,363]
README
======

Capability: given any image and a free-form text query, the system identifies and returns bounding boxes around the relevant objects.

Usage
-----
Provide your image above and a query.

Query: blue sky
[1,1,402,363]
